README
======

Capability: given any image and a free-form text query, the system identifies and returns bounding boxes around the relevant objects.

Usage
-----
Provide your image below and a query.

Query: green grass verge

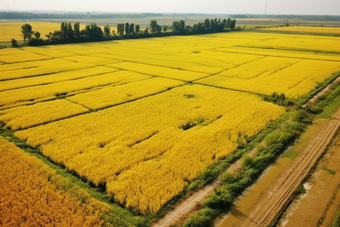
[324,168,336,175]
[333,208,340,227]
[318,95,340,119]
[281,150,299,160]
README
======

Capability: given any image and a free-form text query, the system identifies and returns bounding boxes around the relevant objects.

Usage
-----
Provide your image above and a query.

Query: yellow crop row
[60,46,226,74]
[0,61,92,81]
[54,38,260,74]
[62,55,123,65]
[0,66,117,92]
[0,136,118,226]
[0,47,27,56]
[0,51,50,63]
[216,47,340,62]
[104,49,261,75]
[0,58,71,73]
[0,71,149,107]
[218,56,299,79]
[0,22,63,42]
[25,46,76,58]
[109,62,209,81]
[15,84,285,213]
[260,26,340,34]
[0,99,88,130]
[240,34,340,53]
[198,59,340,99]
[68,77,184,110]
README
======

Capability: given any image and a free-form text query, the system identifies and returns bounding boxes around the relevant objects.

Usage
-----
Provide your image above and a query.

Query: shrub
[11,38,19,47]
[202,190,234,209]
[183,208,218,227]
[243,156,253,168]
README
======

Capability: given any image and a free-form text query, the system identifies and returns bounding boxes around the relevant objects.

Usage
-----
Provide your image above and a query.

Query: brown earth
[277,129,340,227]
[152,179,221,227]
[215,106,340,227]
[303,76,340,107]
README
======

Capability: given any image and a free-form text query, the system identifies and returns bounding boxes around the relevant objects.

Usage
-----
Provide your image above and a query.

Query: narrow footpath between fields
[152,178,221,227]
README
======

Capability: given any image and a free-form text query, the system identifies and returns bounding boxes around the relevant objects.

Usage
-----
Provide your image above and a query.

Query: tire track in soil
[152,180,220,227]
[216,106,340,227]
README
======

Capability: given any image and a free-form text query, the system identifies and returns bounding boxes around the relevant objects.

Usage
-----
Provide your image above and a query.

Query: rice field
[260,26,340,34]
[1,27,340,219]
[0,22,116,42]
[0,22,62,42]
[0,137,129,227]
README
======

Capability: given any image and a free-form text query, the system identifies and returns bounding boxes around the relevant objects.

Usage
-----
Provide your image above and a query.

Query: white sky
[0,0,339,15]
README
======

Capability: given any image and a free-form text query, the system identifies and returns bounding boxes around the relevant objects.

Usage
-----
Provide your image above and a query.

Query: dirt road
[152,179,220,227]
[215,106,340,227]
[277,131,340,227]
[303,75,340,107]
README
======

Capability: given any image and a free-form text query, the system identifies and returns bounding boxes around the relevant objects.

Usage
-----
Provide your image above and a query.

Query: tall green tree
[34,31,41,39]
[66,22,73,40]
[204,19,210,30]
[11,39,19,47]
[104,25,111,37]
[117,23,124,36]
[84,23,103,40]
[226,18,231,30]
[125,23,130,35]
[162,25,168,33]
[60,22,67,40]
[45,32,53,40]
[129,23,135,35]
[135,25,140,34]
[74,22,80,39]
[150,20,159,33]
[230,19,236,30]
[179,20,185,33]
[21,24,34,41]
[172,21,179,33]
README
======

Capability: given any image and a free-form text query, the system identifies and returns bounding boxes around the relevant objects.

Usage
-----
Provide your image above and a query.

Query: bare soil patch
[215,106,340,227]
[277,129,340,227]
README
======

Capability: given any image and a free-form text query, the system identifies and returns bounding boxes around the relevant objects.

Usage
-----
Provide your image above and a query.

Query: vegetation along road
[215,106,340,227]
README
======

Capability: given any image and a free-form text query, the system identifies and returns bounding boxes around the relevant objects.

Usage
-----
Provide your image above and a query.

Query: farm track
[152,179,221,227]
[215,106,340,227]
[303,75,340,107]
[153,105,340,227]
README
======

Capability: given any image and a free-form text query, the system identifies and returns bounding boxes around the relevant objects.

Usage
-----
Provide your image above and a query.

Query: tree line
[16,18,237,47]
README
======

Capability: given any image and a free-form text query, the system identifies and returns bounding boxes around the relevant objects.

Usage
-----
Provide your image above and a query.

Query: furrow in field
[215,106,340,227]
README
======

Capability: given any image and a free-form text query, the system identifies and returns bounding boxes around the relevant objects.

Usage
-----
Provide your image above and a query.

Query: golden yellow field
[260,26,340,34]
[15,85,284,213]
[0,22,117,42]
[1,28,340,216]
[0,137,126,226]
[0,22,62,42]
[198,59,340,98]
